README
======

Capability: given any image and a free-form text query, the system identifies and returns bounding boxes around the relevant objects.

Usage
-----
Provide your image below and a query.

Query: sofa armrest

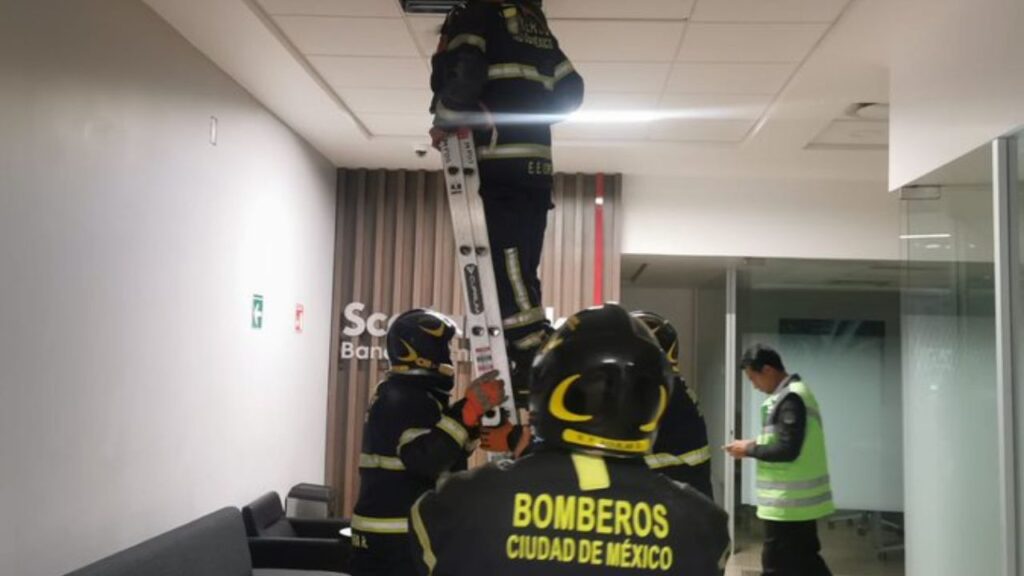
[248,536,351,573]
[291,518,351,539]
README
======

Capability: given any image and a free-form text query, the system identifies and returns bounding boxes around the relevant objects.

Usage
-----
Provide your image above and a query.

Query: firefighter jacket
[430,0,585,190]
[645,377,714,499]
[352,373,476,537]
[409,447,730,576]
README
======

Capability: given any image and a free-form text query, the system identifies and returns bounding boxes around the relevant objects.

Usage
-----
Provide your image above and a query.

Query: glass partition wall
[899,144,1002,576]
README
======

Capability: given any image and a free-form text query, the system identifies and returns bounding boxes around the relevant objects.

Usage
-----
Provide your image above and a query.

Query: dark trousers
[350,531,417,576]
[480,187,551,346]
[762,520,832,576]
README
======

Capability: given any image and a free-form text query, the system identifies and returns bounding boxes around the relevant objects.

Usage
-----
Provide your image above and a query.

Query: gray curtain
[326,169,623,514]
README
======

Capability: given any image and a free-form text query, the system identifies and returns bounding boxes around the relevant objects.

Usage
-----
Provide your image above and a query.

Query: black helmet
[530,304,673,457]
[386,309,458,377]
[630,311,681,375]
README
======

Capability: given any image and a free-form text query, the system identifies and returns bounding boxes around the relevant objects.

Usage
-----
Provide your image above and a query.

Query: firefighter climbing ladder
[440,131,518,427]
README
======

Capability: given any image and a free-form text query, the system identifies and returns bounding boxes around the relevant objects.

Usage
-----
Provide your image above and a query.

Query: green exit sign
[252,294,264,330]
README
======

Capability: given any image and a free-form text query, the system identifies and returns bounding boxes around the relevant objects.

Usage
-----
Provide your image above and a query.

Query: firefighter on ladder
[429,0,585,428]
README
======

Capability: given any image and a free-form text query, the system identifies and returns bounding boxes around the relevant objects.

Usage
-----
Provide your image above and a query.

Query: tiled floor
[726,518,905,576]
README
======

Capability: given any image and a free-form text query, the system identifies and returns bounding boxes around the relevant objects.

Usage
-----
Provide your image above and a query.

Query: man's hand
[724,439,756,460]
[461,370,507,428]
[481,422,532,457]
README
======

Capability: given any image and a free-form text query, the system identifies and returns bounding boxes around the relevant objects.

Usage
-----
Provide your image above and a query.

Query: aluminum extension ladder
[440,131,518,427]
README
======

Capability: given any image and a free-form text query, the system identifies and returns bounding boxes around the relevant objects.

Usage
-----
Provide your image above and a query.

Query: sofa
[63,507,346,576]
[242,492,351,573]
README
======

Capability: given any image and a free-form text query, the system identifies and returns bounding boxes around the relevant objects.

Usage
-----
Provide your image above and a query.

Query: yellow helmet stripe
[639,386,669,433]
[548,374,592,423]
[419,323,446,338]
[397,339,419,362]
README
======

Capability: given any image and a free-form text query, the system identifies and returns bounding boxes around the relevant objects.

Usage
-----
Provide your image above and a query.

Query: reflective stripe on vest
[352,514,409,534]
[477,144,552,161]
[359,453,406,471]
[755,379,835,522]
[645,445,712,470]
[487,60,575,91]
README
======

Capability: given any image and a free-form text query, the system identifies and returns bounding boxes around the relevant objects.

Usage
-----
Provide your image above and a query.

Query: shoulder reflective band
[562,428,650,453]
[437,415,469,447]
[352,514,410,534]
[359,453,406,471]
[756,474,831,491]
[411,499,437,575]
[571,453,611,491]
[757,491,834,509]
[447,33,486,52]
[477,144,552,161]
[644,445,712,469]
[398,428,431,450]
[488,61,574,91]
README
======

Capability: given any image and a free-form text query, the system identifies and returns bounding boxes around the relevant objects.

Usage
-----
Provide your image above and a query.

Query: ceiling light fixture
[899,233,952,240]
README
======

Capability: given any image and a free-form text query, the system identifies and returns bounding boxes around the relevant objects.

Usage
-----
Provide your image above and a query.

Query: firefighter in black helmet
[409,304,730,576]
[631,311,714,500]
[350,309,506,576]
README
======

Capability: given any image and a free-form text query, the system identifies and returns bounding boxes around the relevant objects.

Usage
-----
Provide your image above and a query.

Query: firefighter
[429,0,585,405]
[631,311,714,500]
[409,304,731,576]
[350,308,506,576]
[726,344,834,576]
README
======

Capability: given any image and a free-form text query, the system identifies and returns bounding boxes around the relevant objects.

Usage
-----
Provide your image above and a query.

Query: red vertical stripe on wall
[594,173,605,305]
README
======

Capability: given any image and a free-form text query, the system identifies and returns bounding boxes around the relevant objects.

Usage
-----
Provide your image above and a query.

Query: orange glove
[461,370,507,428]
[481,423,532,458]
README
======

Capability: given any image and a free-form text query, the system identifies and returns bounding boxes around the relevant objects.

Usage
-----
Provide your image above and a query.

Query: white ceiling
[145,0,893,181]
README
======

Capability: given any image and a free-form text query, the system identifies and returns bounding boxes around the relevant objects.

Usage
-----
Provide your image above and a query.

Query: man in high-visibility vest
[725,345,834,576]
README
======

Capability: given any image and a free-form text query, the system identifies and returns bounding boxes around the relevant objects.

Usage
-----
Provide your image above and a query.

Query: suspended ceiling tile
[807,119,888,149]
[406,15,444,57]
[339,88,433,113]
[544,0,695,20]
[580,92,662,111]
[658,93,772,120]
[676,23,828,63]
[311,56,429,89]
[554,122,651,141]
[257,0,402,17]
[572,62,671,93]
[275,16,419,56]
[550,20,686,62]
[360,113,432,136]
[648,118,755,142]
[665,62,794,94]
[690,0,848,23]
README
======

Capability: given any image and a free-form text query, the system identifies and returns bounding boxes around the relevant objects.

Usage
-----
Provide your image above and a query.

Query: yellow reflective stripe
[359,453,406,471]
[571,453,611,491]
[477,144,552,161]
[645,445,712,470]
[488,63,557,90]
[562,428,650,454]
[437,415,469,447]
[411,498,437,575]
[504,248,532,311]
[503,307,546,329]
[553,59,575,82]
[448,33,486,52]
[398,428,431,450]
[352,514,409,534]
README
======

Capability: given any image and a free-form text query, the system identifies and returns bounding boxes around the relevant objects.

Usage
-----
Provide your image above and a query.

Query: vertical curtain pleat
[325,170,622,514]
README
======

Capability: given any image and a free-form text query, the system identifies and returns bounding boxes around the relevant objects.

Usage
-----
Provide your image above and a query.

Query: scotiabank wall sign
[340,301,562,363]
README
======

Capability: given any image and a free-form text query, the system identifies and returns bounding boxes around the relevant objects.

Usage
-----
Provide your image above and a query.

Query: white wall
[0,2,337,575]
[618,286,697,387]
[622,175,900,261]
[889,0,1024,189]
